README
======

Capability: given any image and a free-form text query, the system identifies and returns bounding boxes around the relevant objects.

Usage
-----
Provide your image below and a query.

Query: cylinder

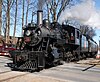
[37,10,43,26]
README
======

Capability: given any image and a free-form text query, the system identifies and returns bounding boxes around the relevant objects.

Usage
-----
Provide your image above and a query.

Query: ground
[0,56,100,82]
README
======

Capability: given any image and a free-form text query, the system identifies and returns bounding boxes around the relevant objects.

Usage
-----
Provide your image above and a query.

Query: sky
[93,0,100,45]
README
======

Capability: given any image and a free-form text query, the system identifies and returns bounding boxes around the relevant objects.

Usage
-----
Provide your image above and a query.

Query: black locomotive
[10,10,98,71]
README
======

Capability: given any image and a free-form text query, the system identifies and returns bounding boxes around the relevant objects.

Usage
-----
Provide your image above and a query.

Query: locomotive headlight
[37,30,41,35]
[35,30,41,36]
[25,30,31,36]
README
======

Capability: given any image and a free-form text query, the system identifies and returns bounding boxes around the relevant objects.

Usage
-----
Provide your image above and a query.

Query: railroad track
[76,59,100,65]
[0,71,11,74]
[0,71,29,82]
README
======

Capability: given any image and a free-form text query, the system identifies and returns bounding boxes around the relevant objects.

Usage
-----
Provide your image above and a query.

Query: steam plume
[59,0,100,29]
[38,0,51,10]
[38,0,45,10]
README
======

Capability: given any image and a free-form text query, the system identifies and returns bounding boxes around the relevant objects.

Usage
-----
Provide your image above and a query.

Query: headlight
[37,30,41,35]
[25,30,31,36]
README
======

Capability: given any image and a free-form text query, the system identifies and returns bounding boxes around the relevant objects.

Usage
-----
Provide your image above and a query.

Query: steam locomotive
[10,10,98,71]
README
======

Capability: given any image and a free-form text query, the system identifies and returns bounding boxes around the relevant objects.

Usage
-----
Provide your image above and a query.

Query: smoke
[38,0,45,10]
[59,0,100,29]
[38,0,51,10]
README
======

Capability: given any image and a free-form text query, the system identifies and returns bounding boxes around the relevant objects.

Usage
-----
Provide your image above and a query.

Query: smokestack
[37,10,43,26]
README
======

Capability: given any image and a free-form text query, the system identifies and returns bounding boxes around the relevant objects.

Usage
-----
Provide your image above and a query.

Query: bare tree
[87,27,96,38]
[45,0,71,22]
[80,25,96,38]
[25,0,30,25]
[13,0,18,44]
[22,0,25,35]
[0,0,2,35]
[5,0,11,43]
[2,0,15,43]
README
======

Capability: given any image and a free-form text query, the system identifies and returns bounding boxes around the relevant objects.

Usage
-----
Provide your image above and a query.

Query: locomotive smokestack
[37,10,43,26]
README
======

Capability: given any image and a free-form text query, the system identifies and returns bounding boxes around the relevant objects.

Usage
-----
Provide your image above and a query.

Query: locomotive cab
[61,25,81,61]
[62,25,80,45]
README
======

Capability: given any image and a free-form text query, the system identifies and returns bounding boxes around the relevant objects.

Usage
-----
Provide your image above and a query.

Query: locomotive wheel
[64,51,73,62]
[36,67,44,72]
